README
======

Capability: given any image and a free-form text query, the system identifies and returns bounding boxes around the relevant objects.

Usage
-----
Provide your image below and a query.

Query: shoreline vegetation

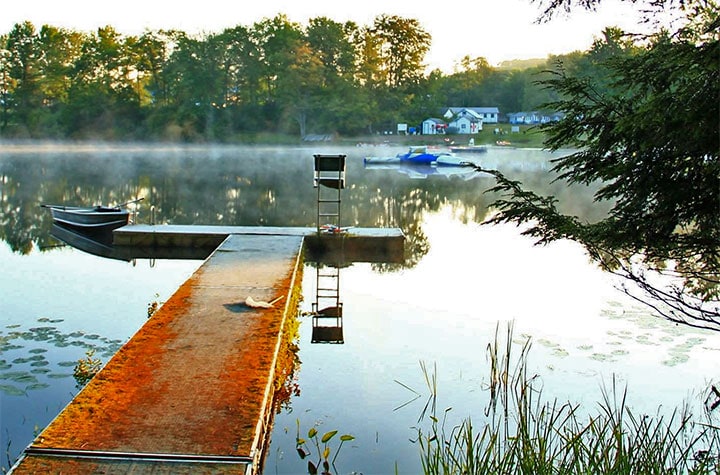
[298,323,720,474]
[1,18,562,147]
[412,323,720,475]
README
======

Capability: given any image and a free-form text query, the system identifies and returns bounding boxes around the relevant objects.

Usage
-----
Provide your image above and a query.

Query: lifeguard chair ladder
[313,154,346,233]
[311,265,343,344]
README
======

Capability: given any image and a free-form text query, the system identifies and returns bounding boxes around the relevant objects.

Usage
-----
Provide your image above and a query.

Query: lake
[0,143,717,473]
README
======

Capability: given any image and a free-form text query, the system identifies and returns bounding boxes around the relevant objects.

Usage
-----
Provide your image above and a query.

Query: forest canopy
[1,14,594,141]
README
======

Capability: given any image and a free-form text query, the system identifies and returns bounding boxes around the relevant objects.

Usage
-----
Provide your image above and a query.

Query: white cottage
[446,108,483,134]
[443,107,499,124]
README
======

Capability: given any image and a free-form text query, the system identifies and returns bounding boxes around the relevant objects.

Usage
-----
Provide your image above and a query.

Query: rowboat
[43,204,130,231]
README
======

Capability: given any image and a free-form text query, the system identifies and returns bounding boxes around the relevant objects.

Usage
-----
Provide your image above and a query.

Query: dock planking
[12,225,404,474]
[11,234,305,474]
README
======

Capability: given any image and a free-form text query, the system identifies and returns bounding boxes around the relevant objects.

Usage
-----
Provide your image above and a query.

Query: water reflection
[0,144,604,267]
[1,143,624,472]
[308,264,345,344]
[363,162,484,180]
[50,222,214,261]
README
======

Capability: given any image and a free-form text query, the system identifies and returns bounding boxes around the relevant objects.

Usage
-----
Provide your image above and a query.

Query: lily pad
[662,354,690,367]
[2,372,38,384]
[0,344,23,351]
[47,373,72,379]
[0,384,26,396]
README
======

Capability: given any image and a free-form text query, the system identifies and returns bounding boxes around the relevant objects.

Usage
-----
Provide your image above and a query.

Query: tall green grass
[414,322,720,474]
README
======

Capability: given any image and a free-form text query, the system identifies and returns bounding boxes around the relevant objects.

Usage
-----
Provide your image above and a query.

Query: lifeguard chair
[313,154,346,233]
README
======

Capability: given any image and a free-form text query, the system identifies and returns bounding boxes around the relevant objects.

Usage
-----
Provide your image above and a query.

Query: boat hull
[47,205,130,231]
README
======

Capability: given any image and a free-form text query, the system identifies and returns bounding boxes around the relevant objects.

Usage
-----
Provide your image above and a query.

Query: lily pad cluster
[0,317,124,396]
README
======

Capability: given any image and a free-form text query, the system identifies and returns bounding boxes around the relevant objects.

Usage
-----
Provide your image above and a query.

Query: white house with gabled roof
[443,107,499,124]
[441,108,483,134]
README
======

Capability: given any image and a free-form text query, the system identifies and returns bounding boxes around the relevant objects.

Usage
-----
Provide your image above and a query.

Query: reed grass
[414,322,720,474]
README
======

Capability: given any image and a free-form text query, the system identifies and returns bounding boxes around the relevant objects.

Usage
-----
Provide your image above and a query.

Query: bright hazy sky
[2,0,646,72]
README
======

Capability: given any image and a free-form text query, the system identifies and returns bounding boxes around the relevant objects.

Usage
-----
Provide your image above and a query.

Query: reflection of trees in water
[0,317,123,396]
[0,147,605,265]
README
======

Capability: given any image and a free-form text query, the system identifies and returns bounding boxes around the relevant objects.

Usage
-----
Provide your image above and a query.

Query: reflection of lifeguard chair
[313,154,346,232]
[311,265,344,344]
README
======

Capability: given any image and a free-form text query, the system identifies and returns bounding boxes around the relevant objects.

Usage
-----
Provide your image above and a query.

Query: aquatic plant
[147,293,162,318]
[72,349,102,388]
[295,419,355,475]
[414,322,720,474]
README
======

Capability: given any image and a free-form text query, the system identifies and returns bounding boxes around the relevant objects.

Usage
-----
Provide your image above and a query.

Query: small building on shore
[422,118,447,135]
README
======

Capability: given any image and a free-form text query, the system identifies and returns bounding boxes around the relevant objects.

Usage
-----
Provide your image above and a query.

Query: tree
[484,0,720,329]
[530,0,687,21]
[369,15,431,89]
[303,17,365,135]
[275,42,325,137]
[4,22,42,134]
[0,37,14,131]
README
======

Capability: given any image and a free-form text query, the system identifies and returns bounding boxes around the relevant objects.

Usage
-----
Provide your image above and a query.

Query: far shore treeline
[0,15,619,142]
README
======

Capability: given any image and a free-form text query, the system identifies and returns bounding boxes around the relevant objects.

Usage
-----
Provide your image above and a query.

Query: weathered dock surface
[11,233,305,474]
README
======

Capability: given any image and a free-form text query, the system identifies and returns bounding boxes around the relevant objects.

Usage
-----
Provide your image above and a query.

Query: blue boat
[364,146,470,166]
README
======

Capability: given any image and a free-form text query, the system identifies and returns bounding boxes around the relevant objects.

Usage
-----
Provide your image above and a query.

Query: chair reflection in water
[310,265,343,344]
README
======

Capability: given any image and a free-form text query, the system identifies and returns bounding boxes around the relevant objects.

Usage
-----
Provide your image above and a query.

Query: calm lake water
[0,143,718,473]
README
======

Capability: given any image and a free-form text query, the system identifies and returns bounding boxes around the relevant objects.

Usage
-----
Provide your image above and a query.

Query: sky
[1,0,648,72]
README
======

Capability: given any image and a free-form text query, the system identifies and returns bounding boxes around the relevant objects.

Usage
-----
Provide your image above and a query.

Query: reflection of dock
[12,226,403,474]
[50,223,405,264]
[113,224,404,263]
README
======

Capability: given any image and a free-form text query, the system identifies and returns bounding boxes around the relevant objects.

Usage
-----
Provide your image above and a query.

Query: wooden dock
[11,225,403,474]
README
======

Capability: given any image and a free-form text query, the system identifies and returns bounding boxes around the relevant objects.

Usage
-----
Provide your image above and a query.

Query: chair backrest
[314,154,346,172]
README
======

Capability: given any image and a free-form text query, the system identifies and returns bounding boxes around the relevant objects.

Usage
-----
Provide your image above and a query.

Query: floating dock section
[11,225,403,474]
